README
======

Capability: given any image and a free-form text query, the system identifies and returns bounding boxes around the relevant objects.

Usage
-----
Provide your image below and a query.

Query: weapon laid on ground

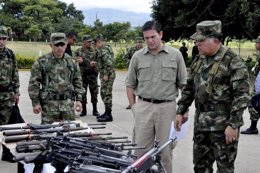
[122,137,177,173]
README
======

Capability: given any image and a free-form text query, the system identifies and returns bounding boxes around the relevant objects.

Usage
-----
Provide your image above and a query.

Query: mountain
[83,8,151,27]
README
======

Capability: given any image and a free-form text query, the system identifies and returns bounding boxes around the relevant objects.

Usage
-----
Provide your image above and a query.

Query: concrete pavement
[0,70,260,173]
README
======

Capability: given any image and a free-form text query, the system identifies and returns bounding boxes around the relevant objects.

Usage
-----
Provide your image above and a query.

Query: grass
[6,40,257,60]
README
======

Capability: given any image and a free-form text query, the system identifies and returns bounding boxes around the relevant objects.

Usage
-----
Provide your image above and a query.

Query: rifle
[0,121,80,131]
[122,137,177,173]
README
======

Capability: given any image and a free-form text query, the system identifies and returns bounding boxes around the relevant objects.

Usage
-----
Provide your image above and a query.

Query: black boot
[92,103,100,116]
[80,103,87,117]
[241,121,258,134]
[97,108,113,122]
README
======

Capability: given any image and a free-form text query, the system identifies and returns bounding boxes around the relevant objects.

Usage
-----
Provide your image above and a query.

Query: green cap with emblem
[190,20,222,40]
[82,35,93,42]
[50,33,67,44]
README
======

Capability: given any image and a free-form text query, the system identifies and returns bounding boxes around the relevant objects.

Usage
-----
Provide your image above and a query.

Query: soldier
[94,34,116,122]
[28,33,84,124]
[124,37,143,67]
[126,21,187,173]
[241,36,260,134]
[179,42,188,65]
[0,26,20,125]
[124,37,143,109]
[65,32,77,56]
[75,35,100,117]
[175,20,250,173]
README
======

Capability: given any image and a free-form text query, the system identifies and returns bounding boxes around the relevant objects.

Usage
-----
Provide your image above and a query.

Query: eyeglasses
[0,37,7,41]
[54,42,66,47]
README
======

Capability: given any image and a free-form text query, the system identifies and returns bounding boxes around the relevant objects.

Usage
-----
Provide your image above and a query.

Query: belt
[49,94,74,101]
[0,85,12,92]
[138,96,173,104]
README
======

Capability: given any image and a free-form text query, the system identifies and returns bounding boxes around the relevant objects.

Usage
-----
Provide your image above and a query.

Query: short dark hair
[66,32,77,38]
[142,21,162,33]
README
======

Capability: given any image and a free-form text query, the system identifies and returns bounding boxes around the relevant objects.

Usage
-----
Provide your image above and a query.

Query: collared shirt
[125,43,187,100]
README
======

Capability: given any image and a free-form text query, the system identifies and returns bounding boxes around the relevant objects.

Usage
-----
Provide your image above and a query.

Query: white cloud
[60,0,152,13]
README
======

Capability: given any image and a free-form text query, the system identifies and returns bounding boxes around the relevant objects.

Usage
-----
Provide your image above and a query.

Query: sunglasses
[0,37,7,41]
[54,42,66,47]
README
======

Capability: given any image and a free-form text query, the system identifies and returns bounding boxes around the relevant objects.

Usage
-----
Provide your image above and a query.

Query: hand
[13,95,20,104]
[90,61,97,67]
[76,57,83,64]
[75,101,82,112]
[174,114,183,131]
[33,104,42,114]
[103,75,108,81]
[225,126,238,144]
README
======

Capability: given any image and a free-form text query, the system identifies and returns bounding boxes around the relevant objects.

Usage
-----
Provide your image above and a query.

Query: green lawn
[6,40,257,60]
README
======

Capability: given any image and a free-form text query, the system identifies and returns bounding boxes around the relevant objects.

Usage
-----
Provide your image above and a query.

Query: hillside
[83,8,151,27]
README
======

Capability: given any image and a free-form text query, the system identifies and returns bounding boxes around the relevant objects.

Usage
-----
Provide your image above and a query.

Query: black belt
[139,96,173,104]
[0,85,12,92]
[49,94,74,101]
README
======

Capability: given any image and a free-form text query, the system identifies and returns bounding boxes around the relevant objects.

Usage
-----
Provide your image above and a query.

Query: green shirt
[125,44,187,100]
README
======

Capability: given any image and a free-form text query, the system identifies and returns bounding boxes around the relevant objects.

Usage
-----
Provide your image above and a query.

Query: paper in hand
[169,118,190,141]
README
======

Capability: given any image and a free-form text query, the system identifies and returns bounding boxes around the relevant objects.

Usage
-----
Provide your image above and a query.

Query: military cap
[135,37,143,43]
[255,36,260,43]
[190,20,222,40]
[94,34,104,41]
[82,35,93,42]
[0,26,8,38]
[50,33,67,44]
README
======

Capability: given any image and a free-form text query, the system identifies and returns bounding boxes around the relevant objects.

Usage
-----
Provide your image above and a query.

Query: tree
[151,0,260,41]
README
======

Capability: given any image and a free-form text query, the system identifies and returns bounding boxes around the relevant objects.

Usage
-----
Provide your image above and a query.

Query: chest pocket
[162,60,177,81]
[0,57,13,78]
[137,63,151,81]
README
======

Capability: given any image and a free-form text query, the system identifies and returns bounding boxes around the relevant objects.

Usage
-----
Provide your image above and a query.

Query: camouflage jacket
[124,46,142,65]
[96,44,115,76]
[0,48,20,100]
[253,51,260,76]
[74,46,98,75]
[177,45,250,131]
[28,52,84,107]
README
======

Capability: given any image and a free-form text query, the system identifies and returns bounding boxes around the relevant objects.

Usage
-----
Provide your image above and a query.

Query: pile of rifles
[0,122,176,173]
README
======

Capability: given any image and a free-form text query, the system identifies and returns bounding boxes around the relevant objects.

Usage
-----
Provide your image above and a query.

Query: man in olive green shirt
[125,20,187,173]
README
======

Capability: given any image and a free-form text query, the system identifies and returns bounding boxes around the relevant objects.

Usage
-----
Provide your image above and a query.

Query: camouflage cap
[135,37,143,43]
[255,36,260,43]
[82,35,93,42]
[190,20,222,40]
[0,26,8,37]
[94,34,104,41]
[50,33,67,44]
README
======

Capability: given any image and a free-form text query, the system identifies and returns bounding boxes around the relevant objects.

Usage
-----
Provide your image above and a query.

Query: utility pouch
[39,91,49,104]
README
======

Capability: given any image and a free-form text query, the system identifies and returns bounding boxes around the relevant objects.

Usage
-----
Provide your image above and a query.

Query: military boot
[241,121,258,134]
[92,103,100,116]
[97,108,113,122]
[80,103,87,117]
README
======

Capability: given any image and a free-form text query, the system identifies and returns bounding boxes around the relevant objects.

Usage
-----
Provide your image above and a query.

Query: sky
[60,0,153,13]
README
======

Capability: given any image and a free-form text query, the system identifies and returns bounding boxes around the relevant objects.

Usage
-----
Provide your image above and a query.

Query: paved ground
[0,70,260,173]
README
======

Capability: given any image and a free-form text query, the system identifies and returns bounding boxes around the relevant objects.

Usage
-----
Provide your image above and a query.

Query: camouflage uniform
[75,44,99,115]
[177,21,250,173]
[96,44,115,110]
[0,48,20,125]
[124,46,141,67]
[28,33,84,124]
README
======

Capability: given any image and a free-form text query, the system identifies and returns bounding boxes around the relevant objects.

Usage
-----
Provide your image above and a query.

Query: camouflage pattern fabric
[124,46,142,67]
[177,45,250,173]
[28,53,84,124]
[248,51,260,121]
[193,130,238,173]
[96,44,115,109]
[75,47,99,104]
[0,48,20,125]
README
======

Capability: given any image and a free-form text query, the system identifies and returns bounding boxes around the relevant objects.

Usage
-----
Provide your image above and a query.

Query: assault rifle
[122,137,177,173]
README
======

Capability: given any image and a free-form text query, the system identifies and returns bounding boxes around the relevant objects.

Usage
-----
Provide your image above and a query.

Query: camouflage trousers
[193,130,238,173]
[100,71,115,109]
[248,90,260,122]
[0,99,13,125]
[82,73,99,104]
[41,100,75,124]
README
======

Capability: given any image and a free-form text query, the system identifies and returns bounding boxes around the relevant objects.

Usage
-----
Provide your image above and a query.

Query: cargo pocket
[162,60,177,81]
[137,63,151,81]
